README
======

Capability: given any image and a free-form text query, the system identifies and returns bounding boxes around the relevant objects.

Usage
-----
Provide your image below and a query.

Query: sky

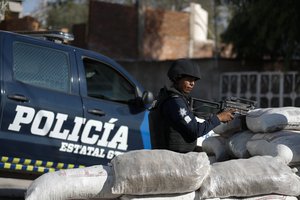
[22,0,41,15]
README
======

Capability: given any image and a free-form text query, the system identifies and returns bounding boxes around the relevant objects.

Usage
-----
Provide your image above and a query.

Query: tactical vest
[148,93,170,149]
[148,87,197,153]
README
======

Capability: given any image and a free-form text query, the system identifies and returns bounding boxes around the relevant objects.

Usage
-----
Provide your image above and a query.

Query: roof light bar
[17,31,74,44]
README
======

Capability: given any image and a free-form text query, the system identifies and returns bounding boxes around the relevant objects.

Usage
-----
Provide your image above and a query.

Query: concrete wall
[119,58,300,101]
[119,58,236,100]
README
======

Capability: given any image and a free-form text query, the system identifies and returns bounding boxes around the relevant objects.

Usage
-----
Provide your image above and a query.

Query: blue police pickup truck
[0,30,153,178]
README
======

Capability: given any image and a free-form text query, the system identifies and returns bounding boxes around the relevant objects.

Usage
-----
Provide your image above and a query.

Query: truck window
[83,58,136,103]
[13,42,70,92]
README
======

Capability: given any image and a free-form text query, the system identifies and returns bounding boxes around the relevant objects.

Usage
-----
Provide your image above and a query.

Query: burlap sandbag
[25,165,118,200]
[246,107,300,133]
[227,130,253,158]
[202,136,231,162]
[111,150,210,195]
[120,192,196,200]
[213,115,247,137]
[246,130,300,165]
[121,192,297,200]
[198,156,300,199]
[204,194,298,200]
[293,165,300,176]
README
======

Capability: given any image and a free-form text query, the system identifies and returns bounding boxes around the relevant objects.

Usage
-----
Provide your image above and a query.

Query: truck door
[0,34,83,168]
[76,53,151,166]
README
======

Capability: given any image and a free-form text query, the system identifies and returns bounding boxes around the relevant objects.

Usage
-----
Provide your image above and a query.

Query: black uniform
[149,86,220,153]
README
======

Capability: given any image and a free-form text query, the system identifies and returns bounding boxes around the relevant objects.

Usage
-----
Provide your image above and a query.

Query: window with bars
[13,42,70,93]
[220,72,300,108]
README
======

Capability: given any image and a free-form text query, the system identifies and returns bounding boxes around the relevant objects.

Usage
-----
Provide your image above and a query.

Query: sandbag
[213,115,247,137]
[121,193,298,200]
[120,191,197,200]
[246,130,300,165]
[204,194,298,200]
[238,195,298,200]
[246,107,300,133]
[208,155,217,164]
[202,136,230,161]
[25,165,118,200]
[117,190,287,200]
[198,156,300,199]
[227,130,253,158]
[293,165,300,177]
[111,150,210,195]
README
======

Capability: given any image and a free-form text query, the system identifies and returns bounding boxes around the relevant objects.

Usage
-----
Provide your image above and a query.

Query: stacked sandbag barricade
[200,107,300,199]
[25,165,120,200]
[26,107,300,200]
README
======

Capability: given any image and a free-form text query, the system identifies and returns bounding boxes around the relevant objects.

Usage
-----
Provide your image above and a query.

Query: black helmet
[167,59,201,81]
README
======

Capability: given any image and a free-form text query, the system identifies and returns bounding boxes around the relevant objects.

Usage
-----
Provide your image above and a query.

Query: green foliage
[46,0,88,30]
[221,0,300,63]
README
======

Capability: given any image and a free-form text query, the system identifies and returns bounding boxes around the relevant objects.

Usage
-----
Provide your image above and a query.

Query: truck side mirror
[142,91,154,109]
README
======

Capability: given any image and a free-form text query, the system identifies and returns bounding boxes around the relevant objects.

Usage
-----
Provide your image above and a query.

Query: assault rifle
[191,97,257,118]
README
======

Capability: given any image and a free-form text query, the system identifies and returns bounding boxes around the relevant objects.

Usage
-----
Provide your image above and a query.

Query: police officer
[149,58,235,153]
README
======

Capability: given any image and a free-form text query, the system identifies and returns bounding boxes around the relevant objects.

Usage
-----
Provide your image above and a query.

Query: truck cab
[0,30,153,177]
